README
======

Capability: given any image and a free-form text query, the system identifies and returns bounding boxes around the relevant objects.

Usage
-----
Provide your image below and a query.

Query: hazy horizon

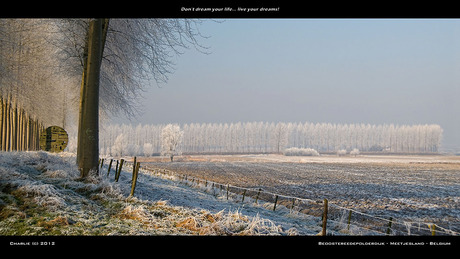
[111,19,460,152]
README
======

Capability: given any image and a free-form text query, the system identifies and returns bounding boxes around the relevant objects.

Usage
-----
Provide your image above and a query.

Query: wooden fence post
[130,162,140,196]
[115,159,124,182]
[273,195,279,211]
[347,210,352,231]
[114,160,119,180]
[133,157,136,179]
[430,224,436,236]
[226,184,229,200]
[386,217,393,236]
[132,156,136,181]
[241,189,246,202]
[321,198,328,236]
[107,159,113,176]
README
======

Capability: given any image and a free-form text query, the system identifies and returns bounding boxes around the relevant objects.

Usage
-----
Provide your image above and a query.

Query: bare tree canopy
[1,18,209,129]
[52,18,208,118]
[1,18,208,177]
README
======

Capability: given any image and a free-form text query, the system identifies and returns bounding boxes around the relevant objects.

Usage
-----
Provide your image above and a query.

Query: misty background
[111,19,460,152]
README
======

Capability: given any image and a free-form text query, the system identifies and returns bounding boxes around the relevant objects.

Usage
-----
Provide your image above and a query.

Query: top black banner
[2,0,459,18]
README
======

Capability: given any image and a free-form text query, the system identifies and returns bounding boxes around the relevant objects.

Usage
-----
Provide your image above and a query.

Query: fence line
[100,158,459,236]
[142,165,459,236]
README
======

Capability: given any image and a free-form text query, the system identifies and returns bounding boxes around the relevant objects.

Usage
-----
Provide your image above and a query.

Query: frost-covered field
[143,154,460,235]
[2,151,458,236]
[0,152,325,236]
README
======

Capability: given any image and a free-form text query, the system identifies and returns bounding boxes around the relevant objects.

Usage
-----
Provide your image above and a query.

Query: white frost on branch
[112,133,127,157]
[143,143,154,157]
[98,122,443,156]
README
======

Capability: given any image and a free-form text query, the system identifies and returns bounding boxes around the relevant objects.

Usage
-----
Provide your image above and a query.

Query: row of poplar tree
[93,122,443,157]
[0,20,66,152]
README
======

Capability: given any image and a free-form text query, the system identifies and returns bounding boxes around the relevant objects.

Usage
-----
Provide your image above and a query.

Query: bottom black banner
[1,235,458,253]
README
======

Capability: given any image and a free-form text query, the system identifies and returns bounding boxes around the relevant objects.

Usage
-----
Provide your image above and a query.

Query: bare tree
[76,19,105,177]
[161,124,183,162]
[272,122,288,153]
[51,18,207,178]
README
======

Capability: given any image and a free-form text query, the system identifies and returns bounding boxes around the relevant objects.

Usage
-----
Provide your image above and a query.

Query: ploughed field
[141,154,460,234]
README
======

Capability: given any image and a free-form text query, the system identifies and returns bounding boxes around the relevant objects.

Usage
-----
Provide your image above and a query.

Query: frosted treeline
[91,122,443,157]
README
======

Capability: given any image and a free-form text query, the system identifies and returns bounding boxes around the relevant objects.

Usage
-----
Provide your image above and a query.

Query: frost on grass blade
[174,209,285,235]
[16,183,66,209]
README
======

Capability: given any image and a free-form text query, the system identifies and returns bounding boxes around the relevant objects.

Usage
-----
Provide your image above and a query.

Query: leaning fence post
[130,162,140,196]
[132,156,137,182]
[347,210,352,231]
[273,195,279,211]
[116,159,124,182]
[107,159,113,176]
[114,160,119,180]
[386,217,393,236]
[321,198,328,236]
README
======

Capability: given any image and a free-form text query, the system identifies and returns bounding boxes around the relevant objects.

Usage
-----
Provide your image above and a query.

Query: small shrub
[337,149,347,156]
[283,147,320,156]
[350,148,360,156]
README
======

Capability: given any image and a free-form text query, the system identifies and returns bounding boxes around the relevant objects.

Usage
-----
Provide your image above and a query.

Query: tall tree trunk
[21,110,26,151]
[77,18,109,166]
[76,24,90,166]
[25,115,30,151]
[0,97,3,151]
[32,119,36,151]
[78,19,103,179]
[5,95,11,151]
[17,108,22,151]
[12,102,17,151]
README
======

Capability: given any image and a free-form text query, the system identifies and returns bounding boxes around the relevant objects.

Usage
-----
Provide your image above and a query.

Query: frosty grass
[0,151,313,235]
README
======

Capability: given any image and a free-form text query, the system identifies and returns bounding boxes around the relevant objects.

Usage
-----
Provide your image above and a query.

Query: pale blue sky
[112,19,460,151]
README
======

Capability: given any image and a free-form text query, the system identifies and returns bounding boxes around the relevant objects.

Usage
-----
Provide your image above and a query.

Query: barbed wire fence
[100,157,459,236]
